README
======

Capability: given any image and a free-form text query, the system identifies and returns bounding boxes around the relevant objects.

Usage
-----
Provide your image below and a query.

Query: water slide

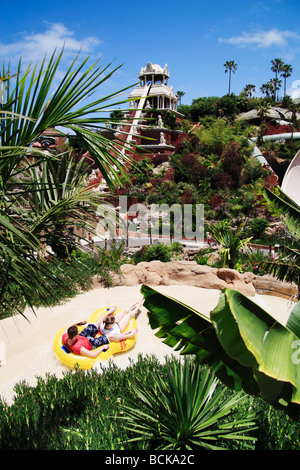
[249,133,300,205]
[121,84,151,154]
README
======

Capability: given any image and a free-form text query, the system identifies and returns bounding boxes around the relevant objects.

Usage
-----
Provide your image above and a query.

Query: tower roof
[139,62,169,78]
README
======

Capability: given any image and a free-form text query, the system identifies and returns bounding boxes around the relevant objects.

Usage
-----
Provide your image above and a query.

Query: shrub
[249,218,270,239]
[0,355,299,450]
[212,171,235,190]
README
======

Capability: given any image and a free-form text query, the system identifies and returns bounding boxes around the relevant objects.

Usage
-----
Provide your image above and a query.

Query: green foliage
[0,49,134,318]
[96,240,128,287]
[209,219,252,268]
[132,242,172,264]
[120,356,257,450]
[0,355,162,450]
[141,285,300,419]
[0,354,298,450]
[132,241,184,264]
[249,218,270,239]
[261,187,300,289]
[185,94,252,122]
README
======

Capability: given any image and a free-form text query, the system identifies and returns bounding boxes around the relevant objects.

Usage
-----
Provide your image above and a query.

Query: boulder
[93,261,297,299]
[110,261,256,296]
[252,274,298,299]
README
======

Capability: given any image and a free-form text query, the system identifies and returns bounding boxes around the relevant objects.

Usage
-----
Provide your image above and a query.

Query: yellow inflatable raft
[53,307,137,370]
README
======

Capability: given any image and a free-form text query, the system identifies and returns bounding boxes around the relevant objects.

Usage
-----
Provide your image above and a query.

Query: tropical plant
[271,58,284,99]
[255,100,271,145]
[209,219,252,269]
[224,60,238,95]
[261,186,300,293]
[141,284,300,420]
[241,84,256,99]
[0,49,135,316]
[176,90,185,106]
[281,64,293,98]
[120,356,257,450]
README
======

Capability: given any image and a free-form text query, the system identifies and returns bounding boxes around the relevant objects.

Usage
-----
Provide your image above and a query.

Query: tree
[271,58,284,100]
[261,186,300,293]
[176,91,185,106]
[241,84,256,99]
[255,100,271,145]
[286,99,300,147]
[281,64,293,98]
[0,50,135,316]
[269,78,282,101]
[224,60,238,94]
[260,82,273,98]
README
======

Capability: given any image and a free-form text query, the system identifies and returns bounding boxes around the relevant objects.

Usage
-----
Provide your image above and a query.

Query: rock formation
[92,260,297,299]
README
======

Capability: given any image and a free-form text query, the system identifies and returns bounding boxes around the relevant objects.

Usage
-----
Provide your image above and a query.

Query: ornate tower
[128,62,178,112]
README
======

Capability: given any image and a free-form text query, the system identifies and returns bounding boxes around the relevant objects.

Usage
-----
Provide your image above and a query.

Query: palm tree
[176,91,185,106]
[269,78,282,101]
[256,100,271,145]
[224,60,238,94]
[242,84,256,99]
[260,82,273,98]
[271,58,284,100]
[0,50,135,316]
[281,64,293,98]
[286,99,300,148]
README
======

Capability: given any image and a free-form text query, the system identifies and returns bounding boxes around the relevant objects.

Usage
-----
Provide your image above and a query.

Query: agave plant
[141,284,300,420]
[209,219,252,269]
[120,356,257,450]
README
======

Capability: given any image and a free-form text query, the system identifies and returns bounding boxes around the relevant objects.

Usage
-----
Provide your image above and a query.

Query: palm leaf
[1,49,135,188]
[262,187,300,238]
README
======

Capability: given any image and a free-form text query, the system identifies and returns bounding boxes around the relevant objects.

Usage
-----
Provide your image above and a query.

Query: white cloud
[219,28,300,49]
[0,23,101,65]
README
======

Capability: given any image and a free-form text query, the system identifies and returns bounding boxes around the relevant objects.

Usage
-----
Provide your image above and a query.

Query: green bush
[132,242,184,264]
[249,218,270,239]
[0,355,298,450]
[132,243,172,264]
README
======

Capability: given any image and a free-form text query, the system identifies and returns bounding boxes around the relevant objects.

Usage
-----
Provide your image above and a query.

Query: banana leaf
[141,284,300,417]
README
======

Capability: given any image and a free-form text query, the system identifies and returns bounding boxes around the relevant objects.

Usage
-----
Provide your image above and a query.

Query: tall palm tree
[176,91,185,106]
[271,58,284,100]
[224,60,238,95]
[281,63,293,98]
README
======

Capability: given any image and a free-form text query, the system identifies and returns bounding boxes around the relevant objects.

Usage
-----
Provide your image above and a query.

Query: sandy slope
[0,284,293,405]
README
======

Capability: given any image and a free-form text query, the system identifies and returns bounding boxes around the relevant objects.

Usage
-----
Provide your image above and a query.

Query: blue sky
[1,0,300,107]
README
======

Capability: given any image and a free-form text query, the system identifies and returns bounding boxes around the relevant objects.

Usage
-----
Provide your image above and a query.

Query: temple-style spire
[129,62,177,111]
